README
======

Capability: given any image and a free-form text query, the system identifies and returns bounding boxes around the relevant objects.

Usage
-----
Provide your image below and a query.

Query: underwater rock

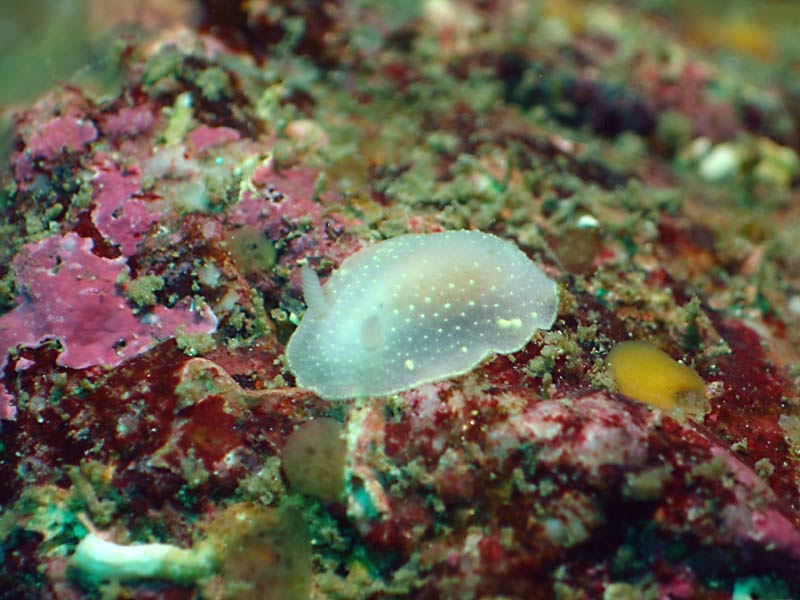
[346,387,800,596]
[1,2,799,599]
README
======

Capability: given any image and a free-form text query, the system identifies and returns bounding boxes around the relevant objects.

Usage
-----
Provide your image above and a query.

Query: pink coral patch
[187,125,240,152]
[91,158,161,257]
[0,233,217,415]
[233,165,329,238]
[12,115,98,181]
[26,116,97,161]
[100,105,156,140]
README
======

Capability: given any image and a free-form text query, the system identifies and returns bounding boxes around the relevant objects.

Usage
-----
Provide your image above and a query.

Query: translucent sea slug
[286,230,559,399]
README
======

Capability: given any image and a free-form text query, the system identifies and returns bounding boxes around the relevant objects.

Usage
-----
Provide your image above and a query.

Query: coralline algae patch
[0,233,217,416]
[90,158,162,259]
[287,231,559,399]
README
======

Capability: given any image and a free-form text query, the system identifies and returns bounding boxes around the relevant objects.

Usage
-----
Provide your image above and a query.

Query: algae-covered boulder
[1,1,800,598]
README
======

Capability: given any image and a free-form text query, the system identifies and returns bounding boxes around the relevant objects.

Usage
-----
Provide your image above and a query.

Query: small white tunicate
[285,230,559,399]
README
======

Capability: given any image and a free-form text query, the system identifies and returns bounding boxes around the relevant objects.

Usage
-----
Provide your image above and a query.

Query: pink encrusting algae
[186,124,241,152]
[90,157,162,257]
[11,111,98,182]
[0,232,217,412]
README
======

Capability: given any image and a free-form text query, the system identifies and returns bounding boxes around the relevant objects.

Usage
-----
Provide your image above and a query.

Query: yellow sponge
[607,340,705,410]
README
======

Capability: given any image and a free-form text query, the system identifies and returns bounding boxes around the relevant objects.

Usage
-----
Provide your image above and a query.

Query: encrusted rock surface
[1,2,799,598]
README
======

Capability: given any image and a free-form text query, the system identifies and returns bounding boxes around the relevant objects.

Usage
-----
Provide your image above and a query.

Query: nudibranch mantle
[286,230,559,399]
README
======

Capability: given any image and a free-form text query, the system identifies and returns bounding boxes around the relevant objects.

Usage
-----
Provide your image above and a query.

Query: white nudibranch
[285,230,559,399]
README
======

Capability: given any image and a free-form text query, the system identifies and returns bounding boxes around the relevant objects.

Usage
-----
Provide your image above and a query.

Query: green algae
[176,331,217,357]
[161,91,196,147]
[125,274,166,308]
